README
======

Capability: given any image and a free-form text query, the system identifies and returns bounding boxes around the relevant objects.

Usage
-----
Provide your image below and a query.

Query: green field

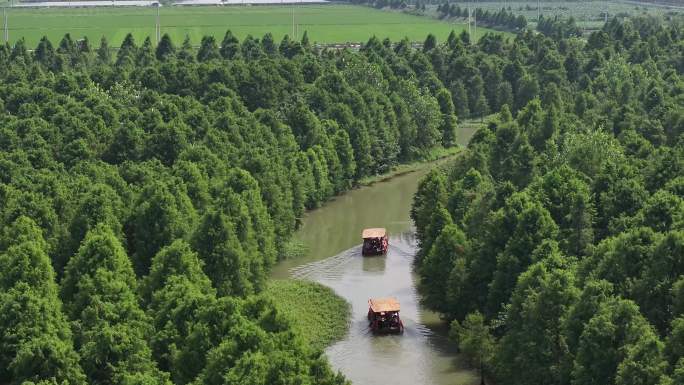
[1,4,503,47]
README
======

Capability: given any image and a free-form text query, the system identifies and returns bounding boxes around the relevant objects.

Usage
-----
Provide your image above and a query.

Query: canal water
[271,132,480,385]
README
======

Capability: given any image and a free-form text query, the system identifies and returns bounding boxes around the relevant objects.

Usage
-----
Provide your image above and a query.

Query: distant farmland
[0,4,506,47]
[443,1,683,30]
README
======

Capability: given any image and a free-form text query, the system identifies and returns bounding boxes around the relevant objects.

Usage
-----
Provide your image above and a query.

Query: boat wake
[281,232,477,384]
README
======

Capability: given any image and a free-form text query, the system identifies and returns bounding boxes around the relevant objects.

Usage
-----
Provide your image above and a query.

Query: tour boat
[361,228,389,255]
[368,297,404,334]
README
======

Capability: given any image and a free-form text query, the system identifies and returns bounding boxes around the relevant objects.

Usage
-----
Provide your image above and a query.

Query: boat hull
[362,236,389,256]
[368,308,404,334]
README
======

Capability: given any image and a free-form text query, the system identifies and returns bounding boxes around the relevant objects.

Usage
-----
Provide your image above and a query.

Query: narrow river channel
[271,121,479,385]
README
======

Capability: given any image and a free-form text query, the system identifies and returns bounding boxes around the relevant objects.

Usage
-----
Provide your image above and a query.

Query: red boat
[368,297,404,334]
[362,228,388,256]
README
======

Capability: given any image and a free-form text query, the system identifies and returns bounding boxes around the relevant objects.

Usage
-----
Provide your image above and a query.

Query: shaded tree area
[436,4,528,32]
[537,15,583,39]
[0,29,469,384]
[412,16,684,385]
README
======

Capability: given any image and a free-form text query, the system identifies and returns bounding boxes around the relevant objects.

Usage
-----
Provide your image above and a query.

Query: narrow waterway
[271,128,478,385]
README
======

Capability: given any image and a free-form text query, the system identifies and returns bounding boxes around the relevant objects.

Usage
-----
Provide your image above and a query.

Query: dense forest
[0,29,461,384]
[1,3,682,384]
[537,15,584,39]
[412,15,684,385]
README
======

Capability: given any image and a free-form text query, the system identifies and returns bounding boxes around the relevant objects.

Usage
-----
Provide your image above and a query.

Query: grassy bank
[354,114,495,188]
[1,4,503,47]
[357,116,495,186]
[356,146,463,187]
[265,279,350,351]
[280,238,310,260]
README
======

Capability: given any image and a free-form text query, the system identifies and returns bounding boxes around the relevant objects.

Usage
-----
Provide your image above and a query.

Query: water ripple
[289,233,477,385]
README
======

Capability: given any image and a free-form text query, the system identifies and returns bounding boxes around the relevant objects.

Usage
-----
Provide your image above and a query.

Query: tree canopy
[0,22,480,383]
[411,15,684,385]
[1,10,682,384]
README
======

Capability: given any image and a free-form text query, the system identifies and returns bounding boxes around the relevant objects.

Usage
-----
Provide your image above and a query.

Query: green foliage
[673,277,684,318]
[142,241,216,382]
[129,179,197,276]
[192,209,255,297]
[572,299,667,385]
[264,280,350,351]
[489,118,537,187]
[420,224,467,313]
[0,217,86,385]
[410,16,684,385]
[140,240,213,305]
[561,279,615,376]
[496,250,579,385]
[487,192,559,314]
[436,87,459,147]
[528,166,595,256]
[60,182,126,273]
[561,129,625,180]
[411,169,448,246]
[0,217,53,294]
[450,311,494,382]
[1,10,682,384]
[666,317,684,369]
[280,239,310,260]
[61,225,169,385]
[148,275,213,383]
[437,5,526,32]
[537,15,582,39]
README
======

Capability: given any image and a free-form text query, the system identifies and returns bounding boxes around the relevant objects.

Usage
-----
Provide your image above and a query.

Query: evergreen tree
[450,311,494,384]
[96,36,111,63]
[572,299,667,385]
[528,166,594,256]
[34,36,56,69]
[495,82,514,113]
[562,279,615,367]
[487,192,558,315]
[436,87,458,147]
[197,36,221,62]
[143,240,216,381]
[220,30,241,60]
[192,209,253,297]
[411,170,448,243]
[116,33,137,66]
[178,35,195,62]
[0,217,86,385]
[128,181,197,276]
[423,34,437,52]
[61,224,169,385]
[421,224,467,312]
[261,32,278,56]
[496,249,579,385]
[301,30,311,50]
[450,81,470,119]
[140,239,213,305]
[156,33,176,61]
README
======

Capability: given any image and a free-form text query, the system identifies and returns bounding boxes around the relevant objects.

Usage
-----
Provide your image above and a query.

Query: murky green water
[272,130,479,385]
